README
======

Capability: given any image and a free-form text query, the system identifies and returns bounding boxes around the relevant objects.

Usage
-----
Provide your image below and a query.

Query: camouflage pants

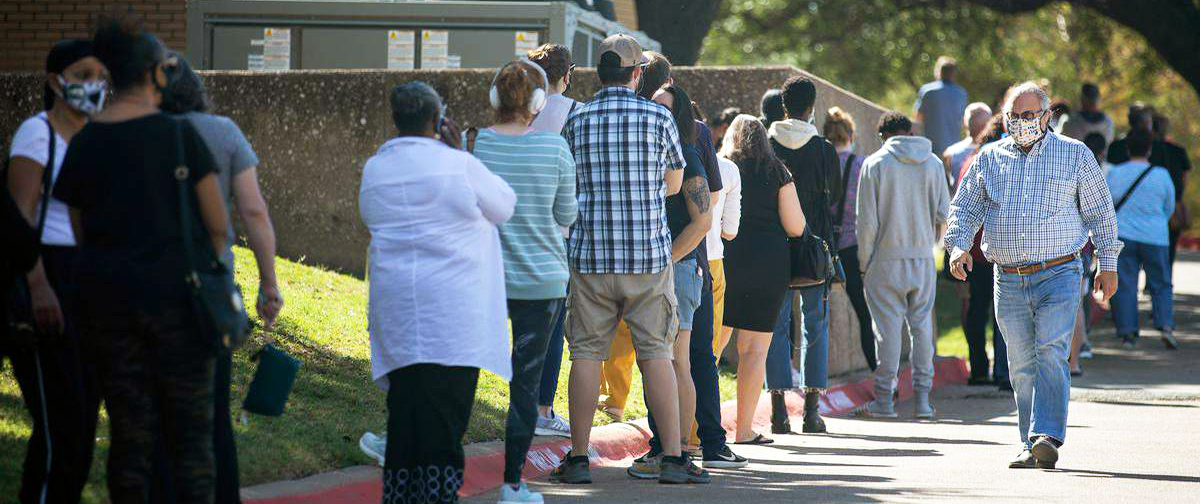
[84,304,215,504]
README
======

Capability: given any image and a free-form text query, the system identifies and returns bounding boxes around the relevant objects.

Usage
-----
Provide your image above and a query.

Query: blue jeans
[647,264,730,456]
[1113,239,1174,336]
[765,285,830,390]
[994,259,1081,448]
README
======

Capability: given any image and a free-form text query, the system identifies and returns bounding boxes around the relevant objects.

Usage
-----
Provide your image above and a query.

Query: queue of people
[0,16,1189,503]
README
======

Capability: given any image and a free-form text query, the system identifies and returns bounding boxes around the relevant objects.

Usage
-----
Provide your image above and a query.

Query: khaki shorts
[566,267,678,361]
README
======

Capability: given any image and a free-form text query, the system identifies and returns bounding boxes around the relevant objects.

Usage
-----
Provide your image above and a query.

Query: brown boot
[802,390,826,433]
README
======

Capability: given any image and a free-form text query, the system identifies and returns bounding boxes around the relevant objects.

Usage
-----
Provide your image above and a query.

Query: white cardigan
[359,136,517,389]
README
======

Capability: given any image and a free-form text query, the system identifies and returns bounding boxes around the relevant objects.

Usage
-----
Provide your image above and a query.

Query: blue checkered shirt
[563,87,685,274]
[945,132,1122,271]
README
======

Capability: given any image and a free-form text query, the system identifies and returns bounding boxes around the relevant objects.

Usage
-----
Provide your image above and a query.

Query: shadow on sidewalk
[1046,468,1200,484]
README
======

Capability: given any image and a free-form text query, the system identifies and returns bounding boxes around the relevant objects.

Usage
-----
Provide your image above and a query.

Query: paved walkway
[464,252,1200,503]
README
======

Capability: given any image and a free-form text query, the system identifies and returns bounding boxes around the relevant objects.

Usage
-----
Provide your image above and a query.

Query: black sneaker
[1121,335,1137,349]
[550,453,592,484]
[1008,449,1037,469]
[702,445,749,469]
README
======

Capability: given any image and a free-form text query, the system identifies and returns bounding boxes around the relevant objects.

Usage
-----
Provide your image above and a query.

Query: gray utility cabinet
[187,0,658,71]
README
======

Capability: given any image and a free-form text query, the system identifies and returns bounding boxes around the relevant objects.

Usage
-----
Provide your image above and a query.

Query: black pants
[504,298,564,484]
[964,261,1009,382]
[86,303,216,504]
[646,267,728,457]
[838,246,877,371]
[8,245,99,504]
[384,364,479,504]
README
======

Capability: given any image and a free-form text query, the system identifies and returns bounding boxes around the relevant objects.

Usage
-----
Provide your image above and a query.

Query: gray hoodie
[855,135,950,270]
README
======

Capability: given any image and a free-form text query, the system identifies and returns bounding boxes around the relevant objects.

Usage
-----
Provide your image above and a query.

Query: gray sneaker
[1031,437,1059,469]
[659,455,710,484]
[550,454,592,484]
[534,412,571,438]
[914,393,935,419]
[627,452,661,480]
[864,400,898,419]
[1162,328,1180,350]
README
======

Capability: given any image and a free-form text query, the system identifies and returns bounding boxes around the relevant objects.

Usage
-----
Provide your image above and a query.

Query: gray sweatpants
[864,258,937,404]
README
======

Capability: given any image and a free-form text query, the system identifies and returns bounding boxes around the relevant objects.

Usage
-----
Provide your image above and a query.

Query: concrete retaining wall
[0,66,891,377]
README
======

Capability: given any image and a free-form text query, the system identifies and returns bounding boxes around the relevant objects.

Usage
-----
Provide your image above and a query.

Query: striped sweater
[472,129,577,299]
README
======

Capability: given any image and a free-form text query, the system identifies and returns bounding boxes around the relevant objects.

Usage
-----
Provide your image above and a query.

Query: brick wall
[0,0,187,72]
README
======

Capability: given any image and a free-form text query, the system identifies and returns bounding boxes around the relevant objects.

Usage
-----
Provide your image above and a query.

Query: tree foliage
[700,0,1200,231]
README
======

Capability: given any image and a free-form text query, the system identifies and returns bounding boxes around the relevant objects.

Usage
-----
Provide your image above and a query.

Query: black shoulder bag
[173,120,250,354]
[1113,166,1154,213]
[788,140,842,288]
[5,118,55,345]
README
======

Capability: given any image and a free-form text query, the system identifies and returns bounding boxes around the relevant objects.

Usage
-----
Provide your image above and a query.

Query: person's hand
[438,117,463,150]
[948,247,973,281]
[257,283,284,330]
[30,280,64,335]
[1094,270,1117,304]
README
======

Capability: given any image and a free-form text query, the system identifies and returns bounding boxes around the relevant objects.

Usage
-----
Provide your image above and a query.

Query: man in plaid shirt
[946,82,1120,470]
[552,34,692,485]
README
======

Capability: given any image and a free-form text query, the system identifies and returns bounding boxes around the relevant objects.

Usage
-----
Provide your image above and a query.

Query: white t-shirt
[8,112,74,246]
[706,156,742,260]
[530,94,578,135]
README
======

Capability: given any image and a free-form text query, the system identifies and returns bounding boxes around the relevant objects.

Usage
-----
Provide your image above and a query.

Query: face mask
[1006,115,1043,147]
[59,77,107,116]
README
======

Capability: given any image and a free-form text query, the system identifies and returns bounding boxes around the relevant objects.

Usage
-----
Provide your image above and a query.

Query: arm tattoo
[684,177,711,214]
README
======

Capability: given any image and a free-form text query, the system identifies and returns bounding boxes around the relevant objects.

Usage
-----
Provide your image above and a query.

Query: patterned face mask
[59,77,107,116]
[1006,114,1044,147]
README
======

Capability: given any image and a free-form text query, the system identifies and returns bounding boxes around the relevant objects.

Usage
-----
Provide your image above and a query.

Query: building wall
[0,0,188,72]
[612,0,638,30]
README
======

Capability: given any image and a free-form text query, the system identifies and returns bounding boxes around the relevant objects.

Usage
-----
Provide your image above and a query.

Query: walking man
[552,34,692,485]
[946,82,1120,469]
[857,113,949,419]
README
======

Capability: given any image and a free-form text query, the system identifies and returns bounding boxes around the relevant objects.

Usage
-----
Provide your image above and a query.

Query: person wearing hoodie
[857,113,950,419]
[764,76,842,434]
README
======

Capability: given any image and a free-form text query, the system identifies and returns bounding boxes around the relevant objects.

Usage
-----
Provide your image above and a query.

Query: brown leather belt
[1000,253,1080,276]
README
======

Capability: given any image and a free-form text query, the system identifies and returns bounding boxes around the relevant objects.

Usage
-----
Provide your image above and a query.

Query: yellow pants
[599,322,637,415]
[599,260,732,448]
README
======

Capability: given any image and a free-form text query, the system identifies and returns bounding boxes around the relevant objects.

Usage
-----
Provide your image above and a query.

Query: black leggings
[384,364,479,504]
[8,245,99,504]
[839,246,877,371]
[504,298,563,484]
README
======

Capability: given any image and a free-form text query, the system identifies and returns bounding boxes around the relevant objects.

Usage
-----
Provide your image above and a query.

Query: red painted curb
[246,358,969,503]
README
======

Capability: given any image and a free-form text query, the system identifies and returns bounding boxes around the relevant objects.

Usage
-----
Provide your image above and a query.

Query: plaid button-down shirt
[945,132,1122,271]
[564,86,685,274]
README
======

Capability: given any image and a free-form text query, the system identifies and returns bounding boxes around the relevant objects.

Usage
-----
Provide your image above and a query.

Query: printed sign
[447,55,462,69]
[387,30,415,70]
[514,31,539,57]
[421,30,449,69]
[261,28,291,71]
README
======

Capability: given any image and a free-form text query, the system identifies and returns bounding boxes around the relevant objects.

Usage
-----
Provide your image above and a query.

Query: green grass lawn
[0,247,737,501]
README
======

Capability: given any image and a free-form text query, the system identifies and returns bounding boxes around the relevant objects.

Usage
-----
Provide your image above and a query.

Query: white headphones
[489,58,549,115]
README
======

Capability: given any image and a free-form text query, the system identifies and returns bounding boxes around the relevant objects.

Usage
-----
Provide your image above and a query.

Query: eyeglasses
[1006,109,1047,121]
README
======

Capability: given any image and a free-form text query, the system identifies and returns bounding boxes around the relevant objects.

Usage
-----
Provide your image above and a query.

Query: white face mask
[59,77,107,116]
[1006,115,1044,147]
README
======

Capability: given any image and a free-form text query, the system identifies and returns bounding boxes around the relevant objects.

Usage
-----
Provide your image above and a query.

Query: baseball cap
[597,34,649,68]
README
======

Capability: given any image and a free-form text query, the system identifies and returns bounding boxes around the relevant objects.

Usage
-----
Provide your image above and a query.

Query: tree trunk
[635,0,724,65]
[958,0,1200,98]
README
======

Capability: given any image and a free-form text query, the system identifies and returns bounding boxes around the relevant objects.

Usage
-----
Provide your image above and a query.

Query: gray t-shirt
[180,112,259,265]
[914,80,969,155]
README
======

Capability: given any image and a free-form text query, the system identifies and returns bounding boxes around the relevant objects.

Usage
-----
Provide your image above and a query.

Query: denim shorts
[673,257,704,331]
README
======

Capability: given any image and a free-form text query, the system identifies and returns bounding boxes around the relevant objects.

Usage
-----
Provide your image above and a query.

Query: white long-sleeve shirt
[359,136,516,389]
[706,156,742,260]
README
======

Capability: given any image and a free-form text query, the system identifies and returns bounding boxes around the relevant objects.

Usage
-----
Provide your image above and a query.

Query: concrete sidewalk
[462,253,1200,503]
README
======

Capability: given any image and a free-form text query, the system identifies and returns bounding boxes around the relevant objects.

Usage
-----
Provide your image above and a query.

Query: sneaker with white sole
[864,400,898,419]
[534,412,571,437]
[627,452,661,480]
[702,445,749,469]
[1079,342,1094,359]
[358,432,386,467]
[499,483,544,504]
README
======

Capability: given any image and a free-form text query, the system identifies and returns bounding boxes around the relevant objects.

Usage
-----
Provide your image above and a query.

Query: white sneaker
[359,431,386,467]
[499,483,544,504]
[535,412,571,437]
